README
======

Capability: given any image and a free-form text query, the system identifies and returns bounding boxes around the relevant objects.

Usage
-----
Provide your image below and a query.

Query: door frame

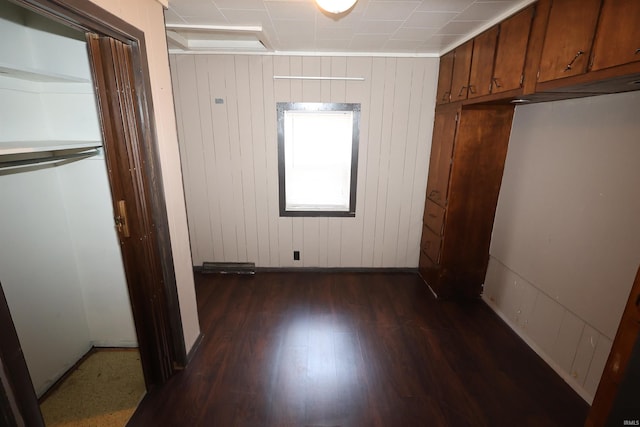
[1,0,187,424]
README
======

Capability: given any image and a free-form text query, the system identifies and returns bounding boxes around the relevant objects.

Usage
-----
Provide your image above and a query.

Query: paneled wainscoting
[170,55,438,268]
[129,272,587,426]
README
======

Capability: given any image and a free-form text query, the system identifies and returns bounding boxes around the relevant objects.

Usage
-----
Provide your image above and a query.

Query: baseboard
[193,266,419,274]
[91,340,138,348]
[184,333,203,366]
[481,295,593,404]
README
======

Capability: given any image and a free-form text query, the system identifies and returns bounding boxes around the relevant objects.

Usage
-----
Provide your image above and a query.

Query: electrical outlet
[293,250,300,261]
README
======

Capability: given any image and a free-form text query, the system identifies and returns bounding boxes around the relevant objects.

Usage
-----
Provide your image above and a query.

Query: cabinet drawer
[421,225,442,264]
[423,199,445,235]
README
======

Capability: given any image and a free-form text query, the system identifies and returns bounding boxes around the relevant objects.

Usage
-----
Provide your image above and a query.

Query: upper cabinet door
[492,6,534,94]
[538,0,602,83]
[436,51,455,104]
[468,26,499,99]
[450,40,474,102]
[590,0,640,71]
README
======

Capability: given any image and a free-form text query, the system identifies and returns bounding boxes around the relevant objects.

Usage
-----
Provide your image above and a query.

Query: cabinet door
[436,51,455,104]
[538,0,601,83]
[586,266,640,427]
[492,6,534,93]
[468,26,499,99]
[426,109,458,208]
[590,0,640,71]
[450,40,473,101]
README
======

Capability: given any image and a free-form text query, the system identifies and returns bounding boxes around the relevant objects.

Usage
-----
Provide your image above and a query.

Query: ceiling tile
[164,8,186,24]
[219,9,272,26]
[316,26,355,40]
[349,33,390,51]
[314,39,353,51]
[213,0,266,9]
[455,2,514,21]
[416,0,474,12]
[363,1,420,20]
[265,1,318,20]
[437,20,483,35]
[393,26,437,40]
[403,11,457,28]
[169,0,225,19]
[383,39,424,51]
[356,20,403,34]
[272,19,315,38]
[166,0,531,54]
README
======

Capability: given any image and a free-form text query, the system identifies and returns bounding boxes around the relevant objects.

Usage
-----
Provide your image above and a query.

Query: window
[277,102,360,217]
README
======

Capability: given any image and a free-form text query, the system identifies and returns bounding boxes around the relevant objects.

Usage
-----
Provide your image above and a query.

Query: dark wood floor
[128,272,588,426]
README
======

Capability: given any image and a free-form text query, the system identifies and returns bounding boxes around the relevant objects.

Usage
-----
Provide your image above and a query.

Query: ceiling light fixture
[315,0,358,14]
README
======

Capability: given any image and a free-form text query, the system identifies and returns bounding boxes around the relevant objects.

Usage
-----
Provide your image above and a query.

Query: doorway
[0,0,145,423]
[0,0,188,425]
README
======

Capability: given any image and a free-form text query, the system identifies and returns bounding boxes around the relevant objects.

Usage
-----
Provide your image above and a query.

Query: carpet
[40,349,145,427]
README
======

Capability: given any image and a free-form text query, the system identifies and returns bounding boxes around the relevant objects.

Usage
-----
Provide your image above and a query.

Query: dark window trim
[277,102,360,218]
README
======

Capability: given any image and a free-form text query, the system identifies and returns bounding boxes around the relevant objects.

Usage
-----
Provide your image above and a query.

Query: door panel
[426,109,458,208]
[468,26,498,98]
[87,34,176,387]
[538,0,601,82]
[590,0,640,71]
[492,6,534,93]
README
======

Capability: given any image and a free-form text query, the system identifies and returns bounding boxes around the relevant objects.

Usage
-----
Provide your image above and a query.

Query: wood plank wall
[169,55,438,268]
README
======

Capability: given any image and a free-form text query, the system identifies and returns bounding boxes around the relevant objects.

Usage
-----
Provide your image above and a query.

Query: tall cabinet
[419,104,513,298]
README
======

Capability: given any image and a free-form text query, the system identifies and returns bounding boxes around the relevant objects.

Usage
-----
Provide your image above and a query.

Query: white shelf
[0,63,89,83]
[0,140,102,156]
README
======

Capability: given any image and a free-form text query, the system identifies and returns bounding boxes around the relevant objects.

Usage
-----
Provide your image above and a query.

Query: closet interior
[0,0,138,399]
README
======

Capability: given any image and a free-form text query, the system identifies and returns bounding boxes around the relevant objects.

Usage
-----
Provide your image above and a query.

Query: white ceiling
[165,0,535,56]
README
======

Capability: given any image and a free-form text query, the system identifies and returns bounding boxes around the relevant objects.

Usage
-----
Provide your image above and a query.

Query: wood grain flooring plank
[128,271,588,427]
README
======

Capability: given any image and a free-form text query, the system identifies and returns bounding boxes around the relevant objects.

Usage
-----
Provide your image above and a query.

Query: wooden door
[450,40,473,102]
[537,0,601,82]
[468,26,498,98]
[426,108,458,208]
[0,283,45,427]
[586,265,640,426]
[439,105,514,297]
[436,51,455,104]
[590,0,640,71]
[492,6,534,93]
[87,34,179,388]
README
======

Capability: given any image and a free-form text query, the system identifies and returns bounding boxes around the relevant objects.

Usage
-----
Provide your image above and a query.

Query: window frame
[277,102,360,217]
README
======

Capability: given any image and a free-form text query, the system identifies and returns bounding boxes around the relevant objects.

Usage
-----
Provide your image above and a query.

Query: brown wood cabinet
[468,26,498,99]
[492,5,534,93]
[537,0,601,83]
[436,51,455,104]
[586,266,640,427]
[590,0,640,72]
[450,40,474,102]
[419,104,514,298]
[425,108,458,207]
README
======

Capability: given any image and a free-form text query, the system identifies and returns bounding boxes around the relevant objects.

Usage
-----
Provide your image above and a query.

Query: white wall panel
[483,91,640,403]
[171,54,438,268]
[0,168,91,397]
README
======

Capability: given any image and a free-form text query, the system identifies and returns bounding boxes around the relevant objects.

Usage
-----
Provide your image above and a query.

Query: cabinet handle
[468,85,476,94]
[492,77,502,88]
[457,86,468,97]
[564,50,585,72]
[441,91,450,102]
[635,48,640,55]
